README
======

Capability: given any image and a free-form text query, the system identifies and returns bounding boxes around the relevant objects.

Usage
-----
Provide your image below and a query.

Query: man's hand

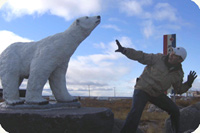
[187,71,197,86]
[115,40,124,53]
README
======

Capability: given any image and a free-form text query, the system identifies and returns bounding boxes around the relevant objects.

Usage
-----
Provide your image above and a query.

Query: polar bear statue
[0,16,101,105]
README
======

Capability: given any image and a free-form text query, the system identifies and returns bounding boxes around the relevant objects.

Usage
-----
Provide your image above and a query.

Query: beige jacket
[124,48,190,97]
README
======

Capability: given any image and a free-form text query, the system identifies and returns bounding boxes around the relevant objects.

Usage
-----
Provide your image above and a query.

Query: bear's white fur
[0,16,101,105]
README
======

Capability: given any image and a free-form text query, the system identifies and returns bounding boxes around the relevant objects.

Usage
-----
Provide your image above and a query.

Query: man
[115,40,197,133]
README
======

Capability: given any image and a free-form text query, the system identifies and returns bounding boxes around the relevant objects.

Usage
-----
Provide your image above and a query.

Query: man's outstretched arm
[115,39,158,65]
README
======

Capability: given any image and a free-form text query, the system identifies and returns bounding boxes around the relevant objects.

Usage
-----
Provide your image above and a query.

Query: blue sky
[0,0,200,97]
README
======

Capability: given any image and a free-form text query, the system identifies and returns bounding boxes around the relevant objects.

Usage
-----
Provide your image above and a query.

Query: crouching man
[115,40,197,133]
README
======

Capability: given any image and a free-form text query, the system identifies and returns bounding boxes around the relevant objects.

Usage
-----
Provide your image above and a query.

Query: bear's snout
[96,16,101,24]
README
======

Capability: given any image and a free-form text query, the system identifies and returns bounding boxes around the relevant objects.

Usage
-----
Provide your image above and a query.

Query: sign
[163,34,176,55]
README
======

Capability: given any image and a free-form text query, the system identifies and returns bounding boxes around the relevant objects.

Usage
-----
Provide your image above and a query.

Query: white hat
[172,47,187,60]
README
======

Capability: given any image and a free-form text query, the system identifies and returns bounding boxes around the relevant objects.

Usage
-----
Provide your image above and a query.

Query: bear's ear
[76,19,80,25]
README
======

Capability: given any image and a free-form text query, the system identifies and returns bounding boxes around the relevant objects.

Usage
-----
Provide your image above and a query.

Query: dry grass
[175,97,200,107]
[81,98,169,120]
[81,98,132,120]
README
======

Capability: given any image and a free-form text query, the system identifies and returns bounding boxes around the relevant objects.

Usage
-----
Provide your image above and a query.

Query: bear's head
[74,16,101,36]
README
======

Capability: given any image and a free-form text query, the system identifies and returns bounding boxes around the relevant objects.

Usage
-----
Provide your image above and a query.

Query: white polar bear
[0,16,101,105]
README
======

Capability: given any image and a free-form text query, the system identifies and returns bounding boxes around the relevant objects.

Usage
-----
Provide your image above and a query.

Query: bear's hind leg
[2,75,24,105]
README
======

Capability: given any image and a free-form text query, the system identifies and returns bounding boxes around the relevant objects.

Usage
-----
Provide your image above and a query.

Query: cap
[172,47,187,60]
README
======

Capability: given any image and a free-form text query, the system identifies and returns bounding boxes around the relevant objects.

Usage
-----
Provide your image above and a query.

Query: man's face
[168,51,183,65]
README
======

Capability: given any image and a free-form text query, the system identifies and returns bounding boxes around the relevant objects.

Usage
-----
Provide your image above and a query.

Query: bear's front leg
[49,66,77,102]
[25,68,49,105]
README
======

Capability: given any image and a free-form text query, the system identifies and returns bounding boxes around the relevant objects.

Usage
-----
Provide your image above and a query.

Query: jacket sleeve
[172,71,191,94]
[123,48,159,65]
[173,82,191,94]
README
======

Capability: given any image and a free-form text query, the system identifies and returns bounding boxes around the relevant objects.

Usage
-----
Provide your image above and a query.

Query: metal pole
[88,85,90,97]
[114,87,116,97]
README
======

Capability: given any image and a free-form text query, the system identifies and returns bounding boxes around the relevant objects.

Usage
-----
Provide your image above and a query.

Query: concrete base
[0,102,114,133]
[0,101,81,109]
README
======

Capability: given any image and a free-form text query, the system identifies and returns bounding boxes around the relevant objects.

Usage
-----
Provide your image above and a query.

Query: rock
[0,104,114,133]
[147,104,164,112]
[183,129,195,133]
[165,102,200,133]
[192,125,200,133]
[112,119,124,133]
[112,119,144,133]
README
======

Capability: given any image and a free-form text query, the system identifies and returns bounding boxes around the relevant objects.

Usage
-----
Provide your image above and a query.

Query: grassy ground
[81,97,200,133]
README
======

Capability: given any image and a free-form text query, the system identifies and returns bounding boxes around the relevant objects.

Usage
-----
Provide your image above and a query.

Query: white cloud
[0,30,32,54]
[140,0,153,5]
[119,0,152,17]
[101,24,121,31]
[140,2,181,38]
[68,52,128,84]
[66,37,136,96]
[153,3,177,22]
[1,0,102,21]
[119,1,177,21]
[0,0,7,9]
[118,1,181,38]
[141,20,155,38]
[66,55,131,96]
[93,42,106,49]
[119,0,143,16]
[93,36,135,54]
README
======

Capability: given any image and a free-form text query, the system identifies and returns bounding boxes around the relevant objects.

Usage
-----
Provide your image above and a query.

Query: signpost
[163,34,176,101]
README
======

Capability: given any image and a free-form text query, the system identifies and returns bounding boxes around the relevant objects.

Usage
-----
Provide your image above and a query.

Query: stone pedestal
[0,102,114,133]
